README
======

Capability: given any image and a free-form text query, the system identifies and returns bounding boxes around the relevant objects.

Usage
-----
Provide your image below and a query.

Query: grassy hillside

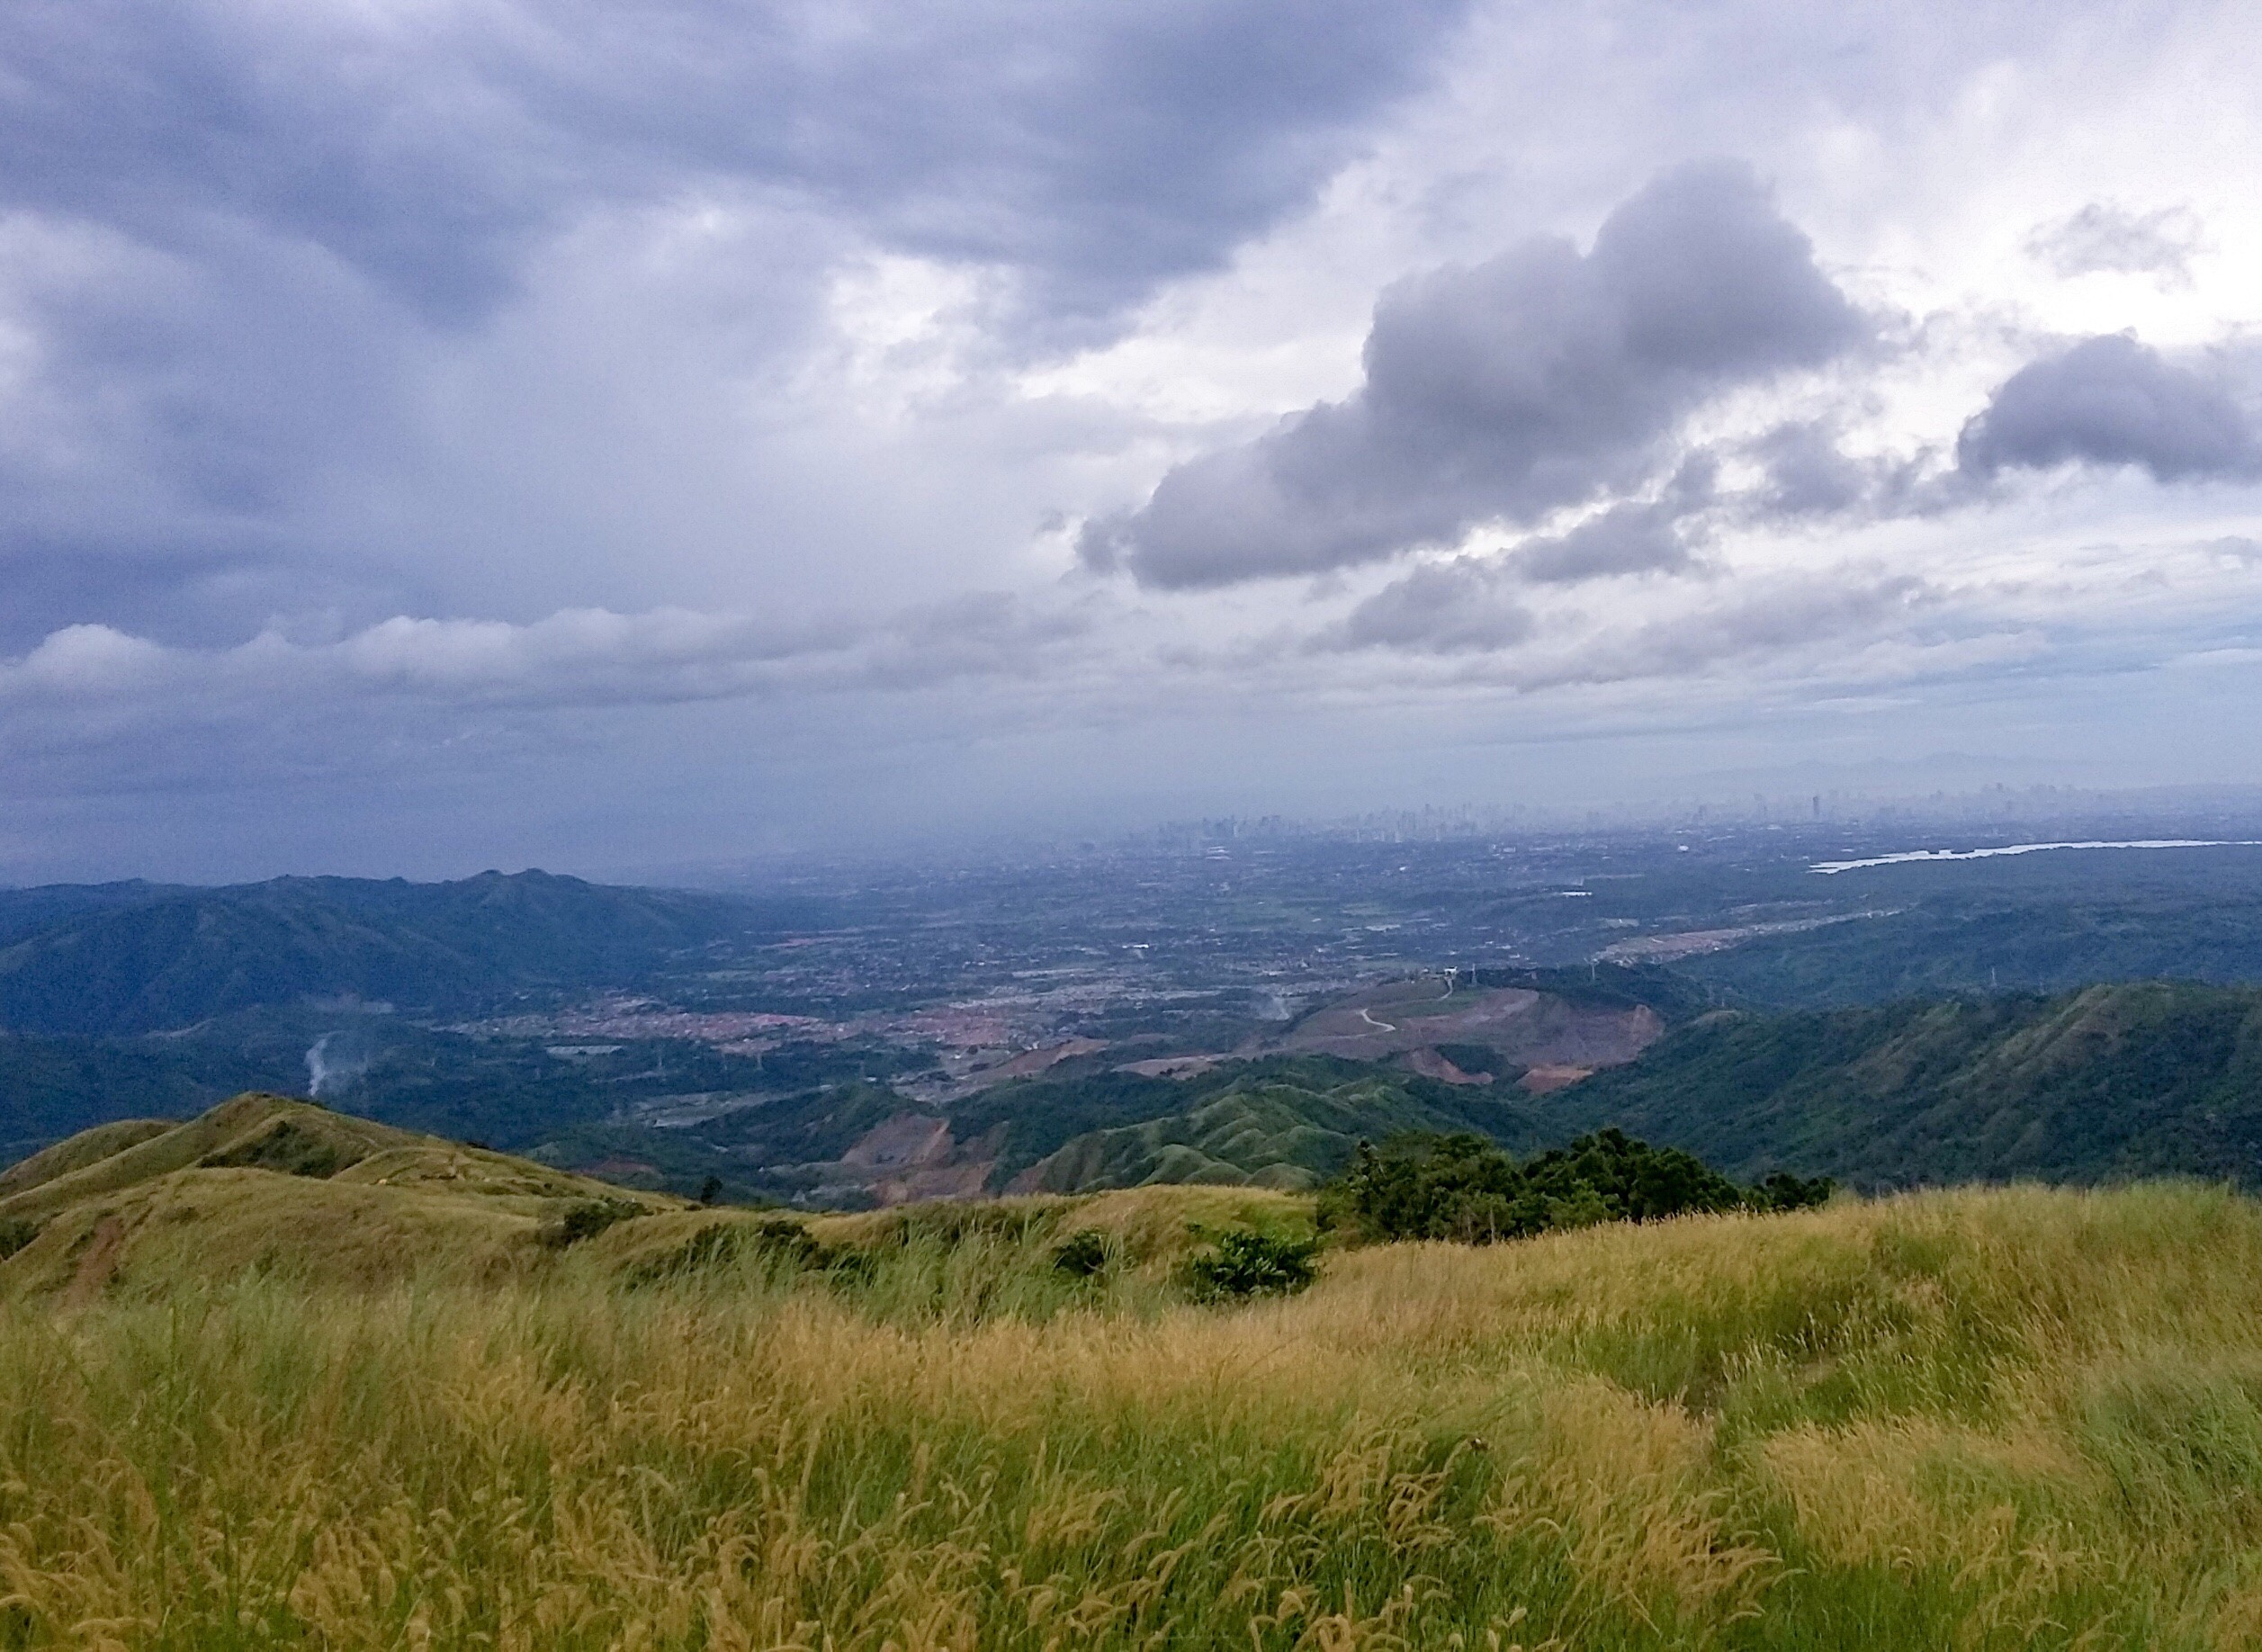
[2,1160,2261,1645]
[1546,980,2262,1188]
[0,1094,688,1297]
[1003,1059,1546,1191]
[0,869,781,1035]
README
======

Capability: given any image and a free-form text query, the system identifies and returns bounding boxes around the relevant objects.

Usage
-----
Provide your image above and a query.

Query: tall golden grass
[4,1181,2262,1648]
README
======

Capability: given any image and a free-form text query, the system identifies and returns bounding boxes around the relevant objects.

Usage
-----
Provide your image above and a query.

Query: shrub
[0,1218,40,1262]
[539,1198,647,1249]
[1183,1228,1319,1301]
[1052,1230,1110,1278]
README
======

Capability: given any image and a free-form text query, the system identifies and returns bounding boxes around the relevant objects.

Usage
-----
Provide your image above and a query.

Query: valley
[13,816,2262,1208]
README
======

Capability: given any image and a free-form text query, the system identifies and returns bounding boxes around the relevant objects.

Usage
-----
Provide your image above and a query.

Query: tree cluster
[1318,1128,1834,1244]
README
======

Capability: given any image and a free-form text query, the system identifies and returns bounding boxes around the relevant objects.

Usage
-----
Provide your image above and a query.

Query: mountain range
[0,871,779,1036]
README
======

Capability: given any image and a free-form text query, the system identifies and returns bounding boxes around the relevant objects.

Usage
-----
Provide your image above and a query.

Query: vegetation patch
[198,1117,362,1180]
[1548,982,2262,1188]
[624,1217,854,1286]
[1051,1228,1111,1277]
[1320,1127,1832,1243]
[1432,1041,1505,1075]
[1182,1227,1320,1300]
[0,1181,2254,1647]
[537,1197,650,1249]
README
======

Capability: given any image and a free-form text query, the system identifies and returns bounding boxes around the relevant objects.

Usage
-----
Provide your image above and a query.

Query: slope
[0,1094,684,1297]
[11,1181,2262,1647]
[996,1057,1549,1193]
[1684,851,2262,1007]
[1542,980,2262,1188]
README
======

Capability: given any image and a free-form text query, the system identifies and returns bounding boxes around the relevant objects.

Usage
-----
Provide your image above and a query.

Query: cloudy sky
[5,0,2262,880]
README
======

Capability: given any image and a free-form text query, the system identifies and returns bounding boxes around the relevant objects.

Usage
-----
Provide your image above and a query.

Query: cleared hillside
[1545,980,2262,1187]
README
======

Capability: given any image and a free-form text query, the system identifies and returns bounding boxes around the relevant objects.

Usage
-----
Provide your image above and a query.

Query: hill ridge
[1542,977,2262,1188]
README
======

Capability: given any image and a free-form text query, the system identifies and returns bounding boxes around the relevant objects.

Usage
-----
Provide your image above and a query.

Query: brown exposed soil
[1115,1055,1223,1079]
[62,1215,126,1308]
[1518,1064,1595,1095]
[1405,1047,1494,1086]
[839,1113,1003,1205]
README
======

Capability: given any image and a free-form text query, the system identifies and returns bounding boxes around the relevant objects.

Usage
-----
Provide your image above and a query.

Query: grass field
[5,1167,2262,1647]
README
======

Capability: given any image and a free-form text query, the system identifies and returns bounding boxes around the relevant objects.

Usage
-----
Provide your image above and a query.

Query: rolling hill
[1542,979,2262,1188]
[1000,1061,1546,1192]
[0,1092,687,1297]
[0,1091,1308,1303]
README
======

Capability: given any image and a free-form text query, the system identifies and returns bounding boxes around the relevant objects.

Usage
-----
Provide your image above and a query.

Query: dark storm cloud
[0,0,1475,648]
[1956,334,2262,483]
[1080,160,1869,588]
[0,216,424,648]
[0,0,1472,329]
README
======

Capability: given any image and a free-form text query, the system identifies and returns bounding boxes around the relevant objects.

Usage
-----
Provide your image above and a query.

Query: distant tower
[1812,795,1821,821]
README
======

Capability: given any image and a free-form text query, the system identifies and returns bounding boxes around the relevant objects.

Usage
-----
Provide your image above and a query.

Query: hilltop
[0,1093,689,1297]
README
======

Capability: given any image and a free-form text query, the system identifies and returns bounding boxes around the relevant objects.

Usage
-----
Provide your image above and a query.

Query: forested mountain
[1689,848,2262,1005]
[1542,981,2262,1188]
[0,871,780,1035]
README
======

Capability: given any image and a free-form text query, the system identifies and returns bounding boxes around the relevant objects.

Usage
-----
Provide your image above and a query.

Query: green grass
[3,1164,2262,1646]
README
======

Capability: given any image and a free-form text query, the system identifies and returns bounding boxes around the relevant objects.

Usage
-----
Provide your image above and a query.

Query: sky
[5,0,2262,882]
